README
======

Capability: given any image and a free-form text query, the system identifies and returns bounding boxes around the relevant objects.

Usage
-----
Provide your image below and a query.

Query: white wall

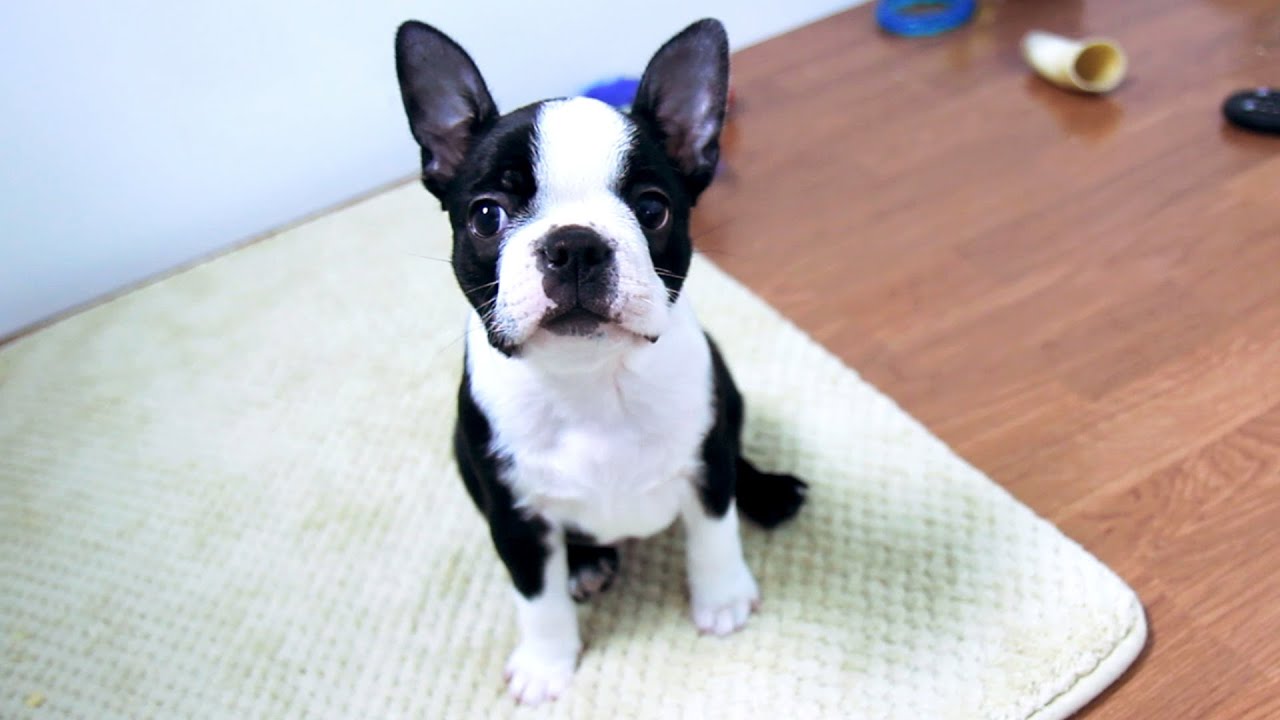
[0,1,857,338]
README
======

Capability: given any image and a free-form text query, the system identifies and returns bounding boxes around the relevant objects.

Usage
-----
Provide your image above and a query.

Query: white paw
[504,643,577,706]
[690,564,760,636]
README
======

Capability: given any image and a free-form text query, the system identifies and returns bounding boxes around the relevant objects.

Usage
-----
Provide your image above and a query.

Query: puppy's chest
[498,383,710,542]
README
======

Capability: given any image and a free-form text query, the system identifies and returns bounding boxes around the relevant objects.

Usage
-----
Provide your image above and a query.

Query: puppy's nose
[537,226,613,281]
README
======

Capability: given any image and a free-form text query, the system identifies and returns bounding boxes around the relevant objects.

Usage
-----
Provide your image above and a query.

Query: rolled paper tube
[1021,30,1128,94]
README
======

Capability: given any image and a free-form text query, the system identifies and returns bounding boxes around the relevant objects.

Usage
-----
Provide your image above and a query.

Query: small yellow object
[1021,30,1128,94]
[25,692,46,708]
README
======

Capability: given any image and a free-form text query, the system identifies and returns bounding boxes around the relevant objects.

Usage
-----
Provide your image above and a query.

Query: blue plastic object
[876,0,977,37]
[581,77,640,109]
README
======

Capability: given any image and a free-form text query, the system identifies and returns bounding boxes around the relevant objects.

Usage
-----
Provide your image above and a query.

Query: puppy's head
[395,19,729,357]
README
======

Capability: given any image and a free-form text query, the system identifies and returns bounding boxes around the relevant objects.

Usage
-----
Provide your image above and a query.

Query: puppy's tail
[735,457,808,529]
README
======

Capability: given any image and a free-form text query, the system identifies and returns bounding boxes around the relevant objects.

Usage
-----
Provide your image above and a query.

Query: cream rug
[0,183,1145,719]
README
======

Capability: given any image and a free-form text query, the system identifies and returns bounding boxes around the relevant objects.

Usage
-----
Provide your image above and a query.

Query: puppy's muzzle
[537,226,616,333]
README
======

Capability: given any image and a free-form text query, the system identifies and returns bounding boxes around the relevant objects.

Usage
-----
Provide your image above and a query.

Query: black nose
[537,226,613,281]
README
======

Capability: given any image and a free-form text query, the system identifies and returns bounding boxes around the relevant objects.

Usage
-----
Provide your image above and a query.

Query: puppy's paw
[568,545,619,603]
[504,643,576,706]
[690,564,760,637]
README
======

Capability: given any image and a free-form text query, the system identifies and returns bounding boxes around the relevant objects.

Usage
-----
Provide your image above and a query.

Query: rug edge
[1028,596,1148,720]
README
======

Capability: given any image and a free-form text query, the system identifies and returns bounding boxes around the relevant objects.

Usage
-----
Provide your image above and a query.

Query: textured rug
[0,183,1145,719]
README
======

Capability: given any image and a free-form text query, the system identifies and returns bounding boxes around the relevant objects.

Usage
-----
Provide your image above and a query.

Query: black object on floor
[1223,88,1280,135]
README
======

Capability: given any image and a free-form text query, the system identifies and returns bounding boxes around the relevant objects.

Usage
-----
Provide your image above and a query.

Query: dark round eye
[633,191,670,231]
[468,200,508,238]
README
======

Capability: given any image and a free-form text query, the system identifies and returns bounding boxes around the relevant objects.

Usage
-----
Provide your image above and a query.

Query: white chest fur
[466,297,714,544]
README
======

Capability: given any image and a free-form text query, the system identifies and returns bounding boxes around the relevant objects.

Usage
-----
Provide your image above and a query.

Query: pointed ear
[631,19,730,200]
[395,21,498,198]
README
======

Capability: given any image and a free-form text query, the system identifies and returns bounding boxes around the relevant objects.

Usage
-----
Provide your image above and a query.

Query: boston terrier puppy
[394,18,807,705]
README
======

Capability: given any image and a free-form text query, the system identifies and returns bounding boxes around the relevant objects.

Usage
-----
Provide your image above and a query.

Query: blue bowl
[876,0,977,37]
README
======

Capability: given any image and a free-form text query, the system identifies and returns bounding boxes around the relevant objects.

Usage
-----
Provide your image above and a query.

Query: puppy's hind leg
[567,543,620,603]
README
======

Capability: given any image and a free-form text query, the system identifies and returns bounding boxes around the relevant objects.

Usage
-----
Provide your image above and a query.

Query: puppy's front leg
[682,463,760,636]
[492,519,580,705]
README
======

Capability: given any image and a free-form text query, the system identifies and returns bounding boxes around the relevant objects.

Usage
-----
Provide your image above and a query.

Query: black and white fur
[395,19,807,705]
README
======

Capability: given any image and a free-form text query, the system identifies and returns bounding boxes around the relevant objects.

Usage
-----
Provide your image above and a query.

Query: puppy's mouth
[541,305,609,337]
[538,304,660,344]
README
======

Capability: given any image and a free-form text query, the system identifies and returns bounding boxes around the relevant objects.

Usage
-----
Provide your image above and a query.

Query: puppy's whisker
[432,303,501,361]
[476,300,500,327]
[434,329,484,362]
[462,279,500,296]
[430,324,472,360]
[407,252,455,265]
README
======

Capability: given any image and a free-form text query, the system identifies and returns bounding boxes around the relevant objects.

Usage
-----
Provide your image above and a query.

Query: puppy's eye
[468,200,508,238]
[633,192,670,231]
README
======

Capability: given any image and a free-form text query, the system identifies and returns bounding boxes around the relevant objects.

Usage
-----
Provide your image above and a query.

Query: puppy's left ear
[632,19,730,202]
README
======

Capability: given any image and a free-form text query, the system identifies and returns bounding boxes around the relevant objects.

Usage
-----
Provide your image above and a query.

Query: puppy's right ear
[395,21,498,198]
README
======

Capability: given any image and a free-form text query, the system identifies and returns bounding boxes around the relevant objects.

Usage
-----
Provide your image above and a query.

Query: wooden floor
[698,1,1280,717]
